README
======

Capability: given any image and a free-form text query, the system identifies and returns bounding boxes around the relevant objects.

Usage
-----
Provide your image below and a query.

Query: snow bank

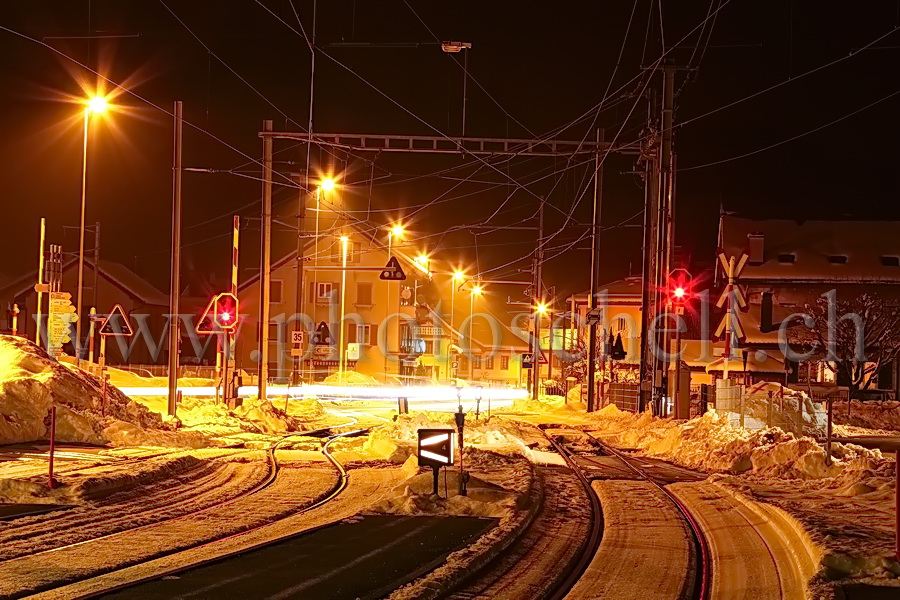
[357,412,535,463]
[0,336,208,448]
[833,400,900,432]
[384,448,541,600]
[322,370,379,385]
[586,404,882,480]
[127,393,326,438]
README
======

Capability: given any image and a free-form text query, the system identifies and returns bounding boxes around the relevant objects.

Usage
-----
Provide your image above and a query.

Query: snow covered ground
[502,396,899,597]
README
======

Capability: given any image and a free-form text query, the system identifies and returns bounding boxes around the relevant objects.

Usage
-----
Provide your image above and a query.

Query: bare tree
[789,292,900,392]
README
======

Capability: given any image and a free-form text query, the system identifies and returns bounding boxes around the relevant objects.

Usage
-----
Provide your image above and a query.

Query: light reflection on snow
[115,384,525,413]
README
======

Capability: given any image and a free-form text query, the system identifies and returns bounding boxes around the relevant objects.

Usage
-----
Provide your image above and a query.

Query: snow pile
[0,336,208,447]
[359,412,534,463]
[129,394,326,437]
[833,400,900,432]
[731,382,827,434]
[372,450,528,520]
[512,394,584,413]
[322,370,379,385]
[106,366,214,389]
[385,448,541,600]
[587,404,882,480]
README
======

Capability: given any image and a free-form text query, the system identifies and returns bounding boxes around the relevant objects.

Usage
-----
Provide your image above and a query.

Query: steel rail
[60,426,364,600]
[583,433,711,600]
[4,423,361,600]
[538,428,605,600]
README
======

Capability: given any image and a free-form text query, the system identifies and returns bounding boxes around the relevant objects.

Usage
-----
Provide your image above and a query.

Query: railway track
[537,428,605,600]
[0,423,363,599]
[581,432,711,600]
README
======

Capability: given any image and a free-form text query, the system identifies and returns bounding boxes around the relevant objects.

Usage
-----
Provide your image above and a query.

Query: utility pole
[657,63,676,414]
[532,200,544,402]
[587,129,604,412]
[293,176,306,386]
[92,222,100,311]
[258,119,274,402]
[167,101,183,417]
[639,65,676,414]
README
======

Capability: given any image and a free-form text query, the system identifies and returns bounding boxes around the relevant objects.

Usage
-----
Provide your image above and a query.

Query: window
[331,240,362,263]
[778,253,796,264]
[352,324,371,345]
[270,280,283,304]
[611,316,627,336]
[309,281,335,303]
[356,282,373,306]
[828,255,848,264]
[881,256,900,267]
[484,355,494,370]
[500,355,510,370]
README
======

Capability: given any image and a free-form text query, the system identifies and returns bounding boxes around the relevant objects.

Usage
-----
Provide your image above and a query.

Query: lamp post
[338,235,349,377]
[295,177,335,384]
[469,284,482,381]
[76,96,108,362]
[384,224,404,381]
[534,302,548,401]
[450,271,465,382]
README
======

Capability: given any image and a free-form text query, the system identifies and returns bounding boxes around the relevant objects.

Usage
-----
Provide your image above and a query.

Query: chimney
[748,232,764,265]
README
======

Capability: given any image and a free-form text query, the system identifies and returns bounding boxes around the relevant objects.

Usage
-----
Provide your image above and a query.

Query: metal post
[455,406,467,496]
[587,129,604,412]
[167,101,183,418]
[93,222,100,311]
[11,304,18,336]
[36,218,45,346]
[259,120,274,402]
[47,406,56,489]
[338,236,348,375]
[76,109,89,363]
[895,453,899,561]
[88,307,96,364]
[293,181,306,386]
[826,396,833,467]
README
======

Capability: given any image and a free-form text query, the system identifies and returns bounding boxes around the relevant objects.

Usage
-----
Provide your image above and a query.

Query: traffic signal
[668,268,693,307]
[213,293,239,330]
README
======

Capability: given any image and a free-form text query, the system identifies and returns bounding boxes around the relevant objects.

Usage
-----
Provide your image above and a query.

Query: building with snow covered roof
[718,215,900,395]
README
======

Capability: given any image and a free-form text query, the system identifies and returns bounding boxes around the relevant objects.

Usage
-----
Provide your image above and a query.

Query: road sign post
[418,428,455,497]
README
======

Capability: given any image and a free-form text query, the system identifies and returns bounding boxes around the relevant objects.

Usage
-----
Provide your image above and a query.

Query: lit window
[484,355,494,370]
[500,355,510,370]
[354,324,371,346]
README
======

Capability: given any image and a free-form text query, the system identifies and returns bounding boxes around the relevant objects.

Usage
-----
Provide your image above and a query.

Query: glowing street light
[87,96,108,114]
[338,235,350,376]
[319,177,336,192]
[452,270,466,283]
[535,302,549,315]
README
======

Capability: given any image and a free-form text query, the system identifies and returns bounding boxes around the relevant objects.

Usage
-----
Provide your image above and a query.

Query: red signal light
[213,293,239,329]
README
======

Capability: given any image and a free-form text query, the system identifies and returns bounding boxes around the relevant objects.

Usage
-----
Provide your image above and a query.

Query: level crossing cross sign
[417,429,455,468]
[379,256,407,281]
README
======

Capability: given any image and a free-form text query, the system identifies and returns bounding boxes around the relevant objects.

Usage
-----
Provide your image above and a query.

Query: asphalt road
[99,515,496,600]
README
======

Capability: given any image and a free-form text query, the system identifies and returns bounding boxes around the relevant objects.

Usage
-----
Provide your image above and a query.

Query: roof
[0,258,168,306]
[568,276,643,304]
[720,216,900,284]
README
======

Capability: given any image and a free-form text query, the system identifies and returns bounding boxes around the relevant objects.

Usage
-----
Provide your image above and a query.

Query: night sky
[1,1,899,301]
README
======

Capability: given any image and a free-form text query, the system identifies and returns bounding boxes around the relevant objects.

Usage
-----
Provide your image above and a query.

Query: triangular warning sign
[196,296,218,335]
[313,321,334,346]
[379,256,406,281]
[99,304,134,337]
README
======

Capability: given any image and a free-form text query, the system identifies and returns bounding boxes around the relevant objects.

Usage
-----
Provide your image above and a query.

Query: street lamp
[448,270,466,382]
[468,284,483,381]
[384,223,404,380]
[307,176,339,382]
[76,95,110,363]
[338,235,349,377]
